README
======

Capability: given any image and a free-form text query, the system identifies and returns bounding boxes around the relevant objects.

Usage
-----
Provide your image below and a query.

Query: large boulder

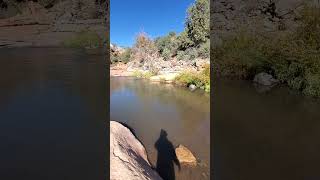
[110,121,162,180]
[253,72,279,86]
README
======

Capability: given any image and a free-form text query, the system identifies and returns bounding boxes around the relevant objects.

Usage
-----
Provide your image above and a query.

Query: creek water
[0,48,106,180]
[110,77,210,180]
[213,79,320,180]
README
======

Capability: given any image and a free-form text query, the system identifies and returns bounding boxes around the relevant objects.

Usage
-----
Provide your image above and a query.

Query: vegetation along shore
[212,0,320,97]
[110,0,210,92]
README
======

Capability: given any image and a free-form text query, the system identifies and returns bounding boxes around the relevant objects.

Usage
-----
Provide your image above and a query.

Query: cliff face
[211,0,319,45]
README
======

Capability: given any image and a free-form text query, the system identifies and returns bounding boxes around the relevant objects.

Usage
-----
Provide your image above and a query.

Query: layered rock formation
[211,0,319,45]
[110,121,162,180]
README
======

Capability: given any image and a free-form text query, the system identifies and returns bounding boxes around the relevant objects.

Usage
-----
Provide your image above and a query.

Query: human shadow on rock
[154,129,180,180]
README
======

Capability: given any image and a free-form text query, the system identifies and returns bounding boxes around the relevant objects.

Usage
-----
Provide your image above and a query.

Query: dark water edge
[213,79,320,180]
[110,77,210,180]
[0,48,106,180]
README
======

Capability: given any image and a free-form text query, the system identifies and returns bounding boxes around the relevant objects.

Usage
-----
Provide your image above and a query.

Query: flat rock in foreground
[175,144,197,166]
[110,121,162,180]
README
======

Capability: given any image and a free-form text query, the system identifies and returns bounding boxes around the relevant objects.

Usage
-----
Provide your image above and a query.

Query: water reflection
[213,79,320,180]
[0,48,106,180]
[110,77,210,180]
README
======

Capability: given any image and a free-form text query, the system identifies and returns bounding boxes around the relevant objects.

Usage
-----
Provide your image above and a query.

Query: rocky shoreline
[110,121,199,180]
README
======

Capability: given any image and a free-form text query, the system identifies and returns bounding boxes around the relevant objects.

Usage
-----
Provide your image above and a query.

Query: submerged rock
[253,72,279,86]
[110,121,162,180]
[175,145,197,166]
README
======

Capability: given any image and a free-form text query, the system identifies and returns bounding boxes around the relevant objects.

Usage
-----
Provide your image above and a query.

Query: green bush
[63,31,102,48]
[119,48,131,63]
[132,70,155,79]
[177,47,198,61]
[155,32,179,60]
[175,64,210,92]
[197,39,210,58]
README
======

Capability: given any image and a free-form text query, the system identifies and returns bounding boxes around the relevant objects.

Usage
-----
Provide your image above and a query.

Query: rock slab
[175,144,197,166]
[110,121,162,180]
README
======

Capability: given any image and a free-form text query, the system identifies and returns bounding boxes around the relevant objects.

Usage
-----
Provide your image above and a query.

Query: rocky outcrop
[110,121,162,180]
[211,0,319,46]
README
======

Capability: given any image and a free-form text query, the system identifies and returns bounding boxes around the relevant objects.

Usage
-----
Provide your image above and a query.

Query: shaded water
[213,79,320,180]
[0,48,106,180]
[110,77,210,180]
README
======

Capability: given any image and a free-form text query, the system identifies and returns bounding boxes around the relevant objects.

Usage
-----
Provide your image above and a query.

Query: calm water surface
[213,79,320,180]
[0,48,106,180]
[110,77,210,180]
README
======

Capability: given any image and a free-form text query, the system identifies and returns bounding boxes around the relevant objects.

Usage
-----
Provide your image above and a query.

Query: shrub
[132,70,155,79]
[175,65,210,92]
[197,39,210,58]
[177,30,194,50]
[119,48,131,63]
[155,32,179,60]
[177,47,199,61]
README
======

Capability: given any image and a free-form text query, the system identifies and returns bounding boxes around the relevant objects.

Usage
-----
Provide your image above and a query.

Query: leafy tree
[185,0,209,46]
[155,32,179,60]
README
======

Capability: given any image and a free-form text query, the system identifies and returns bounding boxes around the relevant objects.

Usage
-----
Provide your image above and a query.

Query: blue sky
[110,0,195,47]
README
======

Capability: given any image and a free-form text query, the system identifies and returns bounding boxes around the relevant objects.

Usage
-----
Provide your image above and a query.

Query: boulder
[189,84,197,91]
[175,145,197,166]
[253,72,279,86]
[110,121,162,180]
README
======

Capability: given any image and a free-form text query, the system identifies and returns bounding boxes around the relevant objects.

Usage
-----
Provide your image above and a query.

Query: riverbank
[0,1,107,48]
[110,61,210,92]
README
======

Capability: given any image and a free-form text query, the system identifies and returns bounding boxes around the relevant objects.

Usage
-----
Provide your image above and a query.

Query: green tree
[185,0,209,46]
[155,32,179,60]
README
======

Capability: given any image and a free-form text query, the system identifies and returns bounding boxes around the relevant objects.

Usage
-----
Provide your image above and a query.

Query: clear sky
[110,0,195,47]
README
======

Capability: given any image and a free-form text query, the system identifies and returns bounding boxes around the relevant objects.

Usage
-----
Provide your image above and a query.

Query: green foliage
[197,39,210,58]
[213,32,269,79]
[177,31,194,50]
[175,64,210,92]
[177,48,198,61]
[119,48,131,63]
[185,0,209,45]
[132,70,155,79]
[153,0,210,61]
[155,32,179,60]
[110,48,131,64]
[63,30,102,48]
[213,6,320,97]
